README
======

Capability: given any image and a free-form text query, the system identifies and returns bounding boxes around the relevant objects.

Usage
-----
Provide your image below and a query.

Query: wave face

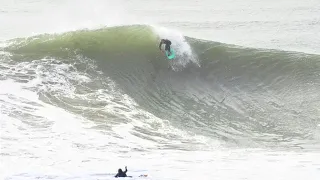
[3,25,320,150]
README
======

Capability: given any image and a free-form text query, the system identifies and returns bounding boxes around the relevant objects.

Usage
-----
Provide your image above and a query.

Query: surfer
[159,39,172,55]
[115,166,128,178]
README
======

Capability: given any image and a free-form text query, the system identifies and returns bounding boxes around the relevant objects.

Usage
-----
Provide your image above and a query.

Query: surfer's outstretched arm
[124,166,127,173]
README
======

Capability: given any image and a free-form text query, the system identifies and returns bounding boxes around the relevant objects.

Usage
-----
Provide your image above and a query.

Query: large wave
[3,24,320,150]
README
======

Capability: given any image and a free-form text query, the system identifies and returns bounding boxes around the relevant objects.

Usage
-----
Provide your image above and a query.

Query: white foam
[0,77,122,178]
[0,55,214,153]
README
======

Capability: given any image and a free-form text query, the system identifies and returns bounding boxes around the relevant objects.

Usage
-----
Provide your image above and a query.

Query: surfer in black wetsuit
[115,166,128,178]
[159,39,172,55]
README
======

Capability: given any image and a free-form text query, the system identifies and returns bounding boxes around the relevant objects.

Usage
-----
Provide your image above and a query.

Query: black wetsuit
[159,39,172,52]
[115,168,127,178]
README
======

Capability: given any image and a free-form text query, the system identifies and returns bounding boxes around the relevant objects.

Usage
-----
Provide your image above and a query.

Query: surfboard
[90,173,147,179]
[165,49,175,60]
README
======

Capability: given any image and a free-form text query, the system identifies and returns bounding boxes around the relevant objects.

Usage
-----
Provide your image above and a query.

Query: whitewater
[1,0,320,180]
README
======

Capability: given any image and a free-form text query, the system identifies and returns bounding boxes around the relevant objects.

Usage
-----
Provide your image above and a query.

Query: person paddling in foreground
[115,166,128,178]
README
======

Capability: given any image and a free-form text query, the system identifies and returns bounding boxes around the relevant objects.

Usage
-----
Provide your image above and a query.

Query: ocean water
[1,0,320,180]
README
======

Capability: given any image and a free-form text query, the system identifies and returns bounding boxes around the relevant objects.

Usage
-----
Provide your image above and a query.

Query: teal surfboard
[165,49,175,60]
